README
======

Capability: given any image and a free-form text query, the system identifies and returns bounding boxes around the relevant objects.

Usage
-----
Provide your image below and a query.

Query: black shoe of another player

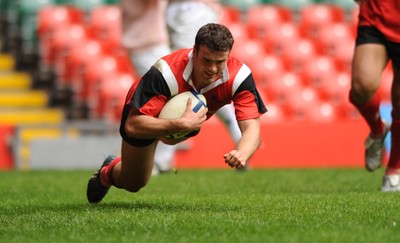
[86,155,116,203]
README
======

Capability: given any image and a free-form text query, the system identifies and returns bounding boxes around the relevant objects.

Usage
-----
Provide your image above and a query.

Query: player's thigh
[351,43,388,91]
[120,139,157,189]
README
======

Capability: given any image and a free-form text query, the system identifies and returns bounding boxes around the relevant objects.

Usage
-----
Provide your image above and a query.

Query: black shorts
[119,107,157,147]
[356,26,400,68]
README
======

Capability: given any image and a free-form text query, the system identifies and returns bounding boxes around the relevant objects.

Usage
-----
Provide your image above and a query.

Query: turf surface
[1,169,399,242]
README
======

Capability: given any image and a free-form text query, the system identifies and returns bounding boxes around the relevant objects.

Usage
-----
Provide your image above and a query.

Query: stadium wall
[1,118,380,170]
[175,117,372,169]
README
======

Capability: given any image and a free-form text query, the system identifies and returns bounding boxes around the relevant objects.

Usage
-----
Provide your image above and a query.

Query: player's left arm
[224,64,266,168]
[223,118,260,169]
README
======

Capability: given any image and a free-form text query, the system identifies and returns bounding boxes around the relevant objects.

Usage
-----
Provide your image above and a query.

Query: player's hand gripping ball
[159,91,207,139]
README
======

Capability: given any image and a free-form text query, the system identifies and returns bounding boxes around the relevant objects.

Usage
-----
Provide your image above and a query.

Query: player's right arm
[124,98,207,140]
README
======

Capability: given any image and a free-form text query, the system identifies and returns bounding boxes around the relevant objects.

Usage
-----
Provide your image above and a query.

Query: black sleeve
[129,66,171,109]
[234,73,268,114]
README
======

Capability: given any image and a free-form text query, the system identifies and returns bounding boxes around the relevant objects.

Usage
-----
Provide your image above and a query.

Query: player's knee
[350,84,377,104]
[124,180,148,193]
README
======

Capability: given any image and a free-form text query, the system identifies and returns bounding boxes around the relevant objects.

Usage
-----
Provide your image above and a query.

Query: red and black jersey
[358,0,400,43]
[124,48,267,121]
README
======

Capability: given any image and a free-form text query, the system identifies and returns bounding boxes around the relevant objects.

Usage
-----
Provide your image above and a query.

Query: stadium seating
[37,5,85,73]
[265,71,304,105]
[261,22,301,55]
[88,5,121,47]
[45,23,92,88]
[95,71,135,121]
[80,51,135,118]
[300,55,338,88]
[246,4,293,40]
[317,71,351,106]
[280,37,318,73]
[298,3,346,39]
[250,54,286,89]
[260,103,286,124]
[230,38,267,68]
[219,5,242,25]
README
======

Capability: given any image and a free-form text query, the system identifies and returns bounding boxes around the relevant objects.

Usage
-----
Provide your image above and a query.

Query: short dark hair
[194,23,234,52]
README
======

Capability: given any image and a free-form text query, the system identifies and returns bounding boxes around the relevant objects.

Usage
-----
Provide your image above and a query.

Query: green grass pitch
[1,168,399,243]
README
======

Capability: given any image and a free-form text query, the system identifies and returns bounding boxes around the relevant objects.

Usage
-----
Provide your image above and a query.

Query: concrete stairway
[0,53,65,169]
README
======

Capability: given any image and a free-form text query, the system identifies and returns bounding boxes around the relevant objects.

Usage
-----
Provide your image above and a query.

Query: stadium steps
[0,53,65,126]
[0,72,32,90]
[0,54,15,70]
[0,90,49,108]
[0,53,68,169]
[0,108,65,125]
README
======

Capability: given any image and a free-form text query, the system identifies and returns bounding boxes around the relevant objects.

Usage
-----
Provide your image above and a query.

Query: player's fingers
[236,161,246,169]
[185,98,193,111]
[224,156,236,167]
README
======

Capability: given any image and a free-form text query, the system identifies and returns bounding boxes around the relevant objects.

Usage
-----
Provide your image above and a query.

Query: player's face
[192,45,229,89]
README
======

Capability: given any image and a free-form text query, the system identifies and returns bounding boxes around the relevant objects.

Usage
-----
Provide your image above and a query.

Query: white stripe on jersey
[154,59,179,96]
[232,64,251,96]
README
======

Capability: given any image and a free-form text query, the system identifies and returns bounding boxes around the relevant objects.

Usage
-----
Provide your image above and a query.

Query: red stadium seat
[260,103,287,124]
[313,22,354,54]
[230,38,267,67]
[219,5,242,25]
[300,55,338,88]
[250,54,286,89]
[317,71,351,106]
[262,22,301,55]
[246,5,293,40]
[95,71,135,121]
[283,87,323,121]
[226,21,249,40]
[307,102,338,123]
[37,5,84,38]
[47,23,92,86]
[81,52,136,109]
[266,71,304,105]
[64,38,116,99]
[37,6,84,68]
[88,5,121,46]
[313,22,355,72]
[280,38,318,73]
[330,38,355,73]
[338,97,362,121]
[298,4,345,40]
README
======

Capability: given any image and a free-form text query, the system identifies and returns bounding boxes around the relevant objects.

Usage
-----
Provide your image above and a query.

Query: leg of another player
[386,65,400,175]
[350,43,388,137]
[350,43,390,173]
[130,44,171,76]
[153,141,177,174]
[216,104,241,143]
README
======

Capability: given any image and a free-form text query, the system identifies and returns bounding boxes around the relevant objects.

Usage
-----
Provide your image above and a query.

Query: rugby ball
[159,91,207,139]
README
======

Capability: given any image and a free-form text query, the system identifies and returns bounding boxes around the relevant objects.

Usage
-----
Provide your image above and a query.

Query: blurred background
[0,0,393,170]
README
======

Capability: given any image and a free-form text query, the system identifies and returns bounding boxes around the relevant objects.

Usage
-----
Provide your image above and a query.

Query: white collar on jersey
[183,50,230,94]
